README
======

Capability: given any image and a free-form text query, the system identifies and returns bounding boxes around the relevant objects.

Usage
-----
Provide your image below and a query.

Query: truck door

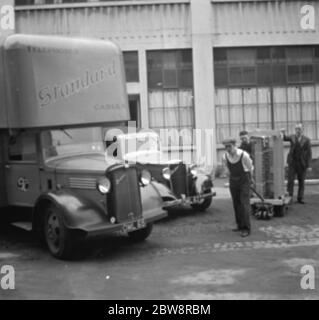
[5,131,40,206]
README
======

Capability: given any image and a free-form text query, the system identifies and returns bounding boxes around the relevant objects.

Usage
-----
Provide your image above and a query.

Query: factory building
[11,0,319,166]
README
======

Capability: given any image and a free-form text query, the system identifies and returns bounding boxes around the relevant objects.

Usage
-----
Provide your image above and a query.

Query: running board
[11,222,32,231]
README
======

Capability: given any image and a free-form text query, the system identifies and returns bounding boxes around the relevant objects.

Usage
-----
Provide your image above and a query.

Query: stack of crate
[249,130,285,199]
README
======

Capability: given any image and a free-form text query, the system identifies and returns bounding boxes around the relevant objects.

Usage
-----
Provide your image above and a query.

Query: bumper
[81,210,167,239]
[163,188,216,209]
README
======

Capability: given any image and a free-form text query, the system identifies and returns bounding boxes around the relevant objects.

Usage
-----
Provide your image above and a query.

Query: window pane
[149,109,164,128]
[214,49,227,64]
[287,65,300,83]
[300,65,313,82]
[257,65,272,85]
[163,52,177,69]
[272,64,286,84]
[148,70,162,88]
[271,47,285,62]
[163,69,178,88]
[214,66,228,87]
[257,47,271,63]
[147,52,162,70]
[9,132,37,161]
[229,67,242,84]
[242,66,256,84]
[15,0,35,5]
[228,48,256,66]
[315,64,319,82]
[178,50,192,68]
[178,69,193,88]
[123,51,139,82]
[286,47,313,63]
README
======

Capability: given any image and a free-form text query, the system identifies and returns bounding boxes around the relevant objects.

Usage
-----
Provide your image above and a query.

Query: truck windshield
[41,127,105,161]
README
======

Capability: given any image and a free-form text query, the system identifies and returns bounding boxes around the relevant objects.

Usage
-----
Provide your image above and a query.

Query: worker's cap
[222,138,237,146]
[239,130,248,136]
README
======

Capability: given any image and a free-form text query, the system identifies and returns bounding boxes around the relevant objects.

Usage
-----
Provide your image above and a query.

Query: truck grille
[169,163,188,198]
[68,177,96,190]
[107,166,142,223]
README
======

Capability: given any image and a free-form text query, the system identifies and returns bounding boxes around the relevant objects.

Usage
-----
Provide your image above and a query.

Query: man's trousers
[287,163,307,201]
[229,182,251,231]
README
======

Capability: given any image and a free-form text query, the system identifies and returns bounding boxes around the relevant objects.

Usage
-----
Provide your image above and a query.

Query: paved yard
[0,179,318,300]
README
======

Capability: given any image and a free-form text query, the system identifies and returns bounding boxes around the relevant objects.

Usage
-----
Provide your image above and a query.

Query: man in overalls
[222,138,254,237]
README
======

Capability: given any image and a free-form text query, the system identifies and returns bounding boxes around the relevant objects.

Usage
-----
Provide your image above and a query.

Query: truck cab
[0,34,172,259]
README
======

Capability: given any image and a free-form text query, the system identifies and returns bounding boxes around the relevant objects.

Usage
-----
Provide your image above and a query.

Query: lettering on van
[94,103,126,111]
[38,62,117,108]
[27,46,79,54]
[17,177,29,192]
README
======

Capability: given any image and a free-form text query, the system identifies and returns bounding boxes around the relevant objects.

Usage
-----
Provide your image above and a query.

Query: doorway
[128,95,141,128]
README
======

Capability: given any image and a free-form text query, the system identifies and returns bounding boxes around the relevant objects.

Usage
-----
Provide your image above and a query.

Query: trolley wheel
[273,205,287,217]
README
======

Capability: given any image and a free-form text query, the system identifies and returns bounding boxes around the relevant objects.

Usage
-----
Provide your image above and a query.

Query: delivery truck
[0,34,174,259]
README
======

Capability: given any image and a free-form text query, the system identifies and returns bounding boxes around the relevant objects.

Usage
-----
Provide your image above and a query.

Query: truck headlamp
[162,167,171,180]
[140,169,151,186]
[97,177,111,194]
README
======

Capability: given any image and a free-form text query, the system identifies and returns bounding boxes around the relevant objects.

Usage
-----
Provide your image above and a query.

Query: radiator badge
[115,174,126,185]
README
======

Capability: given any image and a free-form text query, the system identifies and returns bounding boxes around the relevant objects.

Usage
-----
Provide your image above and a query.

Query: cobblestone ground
[0,179,319,300]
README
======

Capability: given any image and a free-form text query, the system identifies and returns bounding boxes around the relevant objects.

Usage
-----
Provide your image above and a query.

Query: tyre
[191,191,212,212]
[128,223,153,242]
[43,205,74,259]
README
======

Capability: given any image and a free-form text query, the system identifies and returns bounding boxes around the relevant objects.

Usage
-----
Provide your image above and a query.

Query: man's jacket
[283,134,312,169]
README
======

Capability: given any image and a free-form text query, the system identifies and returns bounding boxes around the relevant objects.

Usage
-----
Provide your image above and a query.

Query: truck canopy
[0,34,129,128]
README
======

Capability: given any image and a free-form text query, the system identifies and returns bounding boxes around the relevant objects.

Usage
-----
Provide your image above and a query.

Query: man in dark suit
[281,123,312,204]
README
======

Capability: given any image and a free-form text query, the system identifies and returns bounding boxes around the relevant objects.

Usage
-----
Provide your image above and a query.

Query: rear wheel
[191,191,212,212]
[128,223,153,242]
[44,205,74,259]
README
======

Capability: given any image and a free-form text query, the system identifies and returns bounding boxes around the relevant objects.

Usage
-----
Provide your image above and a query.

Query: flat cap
[222,138,237,145]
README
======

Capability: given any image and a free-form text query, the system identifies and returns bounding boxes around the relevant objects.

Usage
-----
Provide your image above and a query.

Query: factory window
[214,46,319,142]
[123,51,139,83]
[15,0,35,5]
[147,50,194,147]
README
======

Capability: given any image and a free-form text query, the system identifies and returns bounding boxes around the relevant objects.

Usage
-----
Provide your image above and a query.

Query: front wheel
[43,205,74,259]
[191,191,213,212]
[128,223,153,242]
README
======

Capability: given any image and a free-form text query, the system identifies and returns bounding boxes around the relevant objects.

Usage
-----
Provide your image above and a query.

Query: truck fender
[33,190,107,234]
[149,180,177,201]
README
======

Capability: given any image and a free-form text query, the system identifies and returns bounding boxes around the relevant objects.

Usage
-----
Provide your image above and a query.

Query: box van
[0,34,174,259]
